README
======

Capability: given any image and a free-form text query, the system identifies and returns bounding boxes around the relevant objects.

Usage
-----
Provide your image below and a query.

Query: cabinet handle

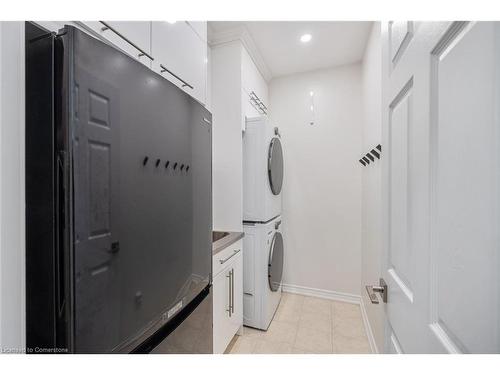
[219,249,241,264]
[159,64,194,90]
[99,21,154,61]
[226,271,232,317]
[231,268,235,314]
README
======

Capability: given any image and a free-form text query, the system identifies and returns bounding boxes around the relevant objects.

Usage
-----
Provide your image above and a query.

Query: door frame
[0,21,26,352]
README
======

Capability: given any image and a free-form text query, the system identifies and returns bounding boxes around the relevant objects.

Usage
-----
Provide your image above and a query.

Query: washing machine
[243,116,284,223]
[242,216,284,330]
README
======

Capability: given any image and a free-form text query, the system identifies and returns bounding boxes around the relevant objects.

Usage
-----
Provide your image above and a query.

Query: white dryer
[243,116,284,222]
[242,216,284,330]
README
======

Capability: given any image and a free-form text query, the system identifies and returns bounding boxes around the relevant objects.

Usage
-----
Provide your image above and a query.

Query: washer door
[268,232,284,292]
[268,137,284,195]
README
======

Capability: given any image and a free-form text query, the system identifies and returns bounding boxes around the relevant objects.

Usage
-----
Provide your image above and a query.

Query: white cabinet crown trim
[208,25,272,82]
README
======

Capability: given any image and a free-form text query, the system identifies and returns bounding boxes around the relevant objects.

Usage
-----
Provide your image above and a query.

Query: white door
[381,21,500,353]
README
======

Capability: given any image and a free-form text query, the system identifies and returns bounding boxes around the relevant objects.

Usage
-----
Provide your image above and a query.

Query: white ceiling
[209,21,373,78]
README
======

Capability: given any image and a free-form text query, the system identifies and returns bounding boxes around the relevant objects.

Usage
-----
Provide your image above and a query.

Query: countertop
[212,231,244,256]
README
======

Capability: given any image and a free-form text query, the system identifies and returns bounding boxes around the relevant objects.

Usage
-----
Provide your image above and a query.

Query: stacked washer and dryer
[242,116,284,330]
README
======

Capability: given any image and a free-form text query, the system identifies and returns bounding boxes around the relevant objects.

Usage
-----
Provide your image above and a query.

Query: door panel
[388,84,412,297]
[73,59,121,354]
[429,22,500,353]
[382,21,500,353]
[390,21,414,64]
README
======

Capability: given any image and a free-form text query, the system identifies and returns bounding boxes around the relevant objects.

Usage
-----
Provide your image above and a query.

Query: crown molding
[208,25,272,82]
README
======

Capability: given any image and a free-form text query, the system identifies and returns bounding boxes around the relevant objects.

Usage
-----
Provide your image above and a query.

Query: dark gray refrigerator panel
[26,23,213,353]
[149,287,213,354]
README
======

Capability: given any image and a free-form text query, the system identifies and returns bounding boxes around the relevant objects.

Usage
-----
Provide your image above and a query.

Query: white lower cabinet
[213,240,243,354]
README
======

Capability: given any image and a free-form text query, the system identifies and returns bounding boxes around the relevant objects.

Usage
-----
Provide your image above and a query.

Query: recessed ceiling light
[166,20,177,24]
[300,33,312,43]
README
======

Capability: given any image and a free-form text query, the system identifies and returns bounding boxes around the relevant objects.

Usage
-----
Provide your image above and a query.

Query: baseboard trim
[281,283,360,305]
[360,298,379,354]
[282,283,378,354]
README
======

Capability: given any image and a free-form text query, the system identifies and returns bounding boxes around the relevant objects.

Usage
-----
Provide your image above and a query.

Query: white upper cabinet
[37,21,208,105]
[81,21,153,68]
[187,21,208,42]
[151,21,208,105]
[104,22,151,54]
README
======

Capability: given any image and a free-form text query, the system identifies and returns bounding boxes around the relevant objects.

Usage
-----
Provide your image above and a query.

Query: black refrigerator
[25,22,213,353]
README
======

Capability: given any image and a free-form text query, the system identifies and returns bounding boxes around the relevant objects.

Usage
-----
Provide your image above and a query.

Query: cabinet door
[105,22,151,54]
[212,267,233,354]
[187,21,207,42]
[80,21,152,68]
[229,253,243,332]
[151,21,207,105]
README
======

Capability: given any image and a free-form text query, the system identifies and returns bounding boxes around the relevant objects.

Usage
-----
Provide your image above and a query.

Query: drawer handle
[231,268,235,314]
[159,64,194,90]
[219,249,241,264]
[226,271,232,317]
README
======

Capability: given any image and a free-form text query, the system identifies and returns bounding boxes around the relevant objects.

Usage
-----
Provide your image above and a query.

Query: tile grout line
[290,301,303,351]
[331,303,336,353]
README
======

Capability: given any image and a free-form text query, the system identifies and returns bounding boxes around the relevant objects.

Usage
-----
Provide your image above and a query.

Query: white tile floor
[226,292,371,354]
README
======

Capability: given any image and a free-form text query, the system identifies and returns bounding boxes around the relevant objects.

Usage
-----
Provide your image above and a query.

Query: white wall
[360,22,384,352]
[269,64,363,296]
[211,42,243,232]
[241,46,269,120]
[0,21,25,352]
[210,40,269,232]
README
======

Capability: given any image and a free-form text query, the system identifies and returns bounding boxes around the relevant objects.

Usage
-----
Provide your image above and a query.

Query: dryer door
[268,137,283,195]
[268,231,284,292]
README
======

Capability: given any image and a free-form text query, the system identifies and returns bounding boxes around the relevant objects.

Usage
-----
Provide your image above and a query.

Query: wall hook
[173,162,178,170]
[180,164,185,171]
[165,161,170,168]
[155,159,161,167]
[359,144,382,166]
[143,156,149,166]
[370,149,380,159]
